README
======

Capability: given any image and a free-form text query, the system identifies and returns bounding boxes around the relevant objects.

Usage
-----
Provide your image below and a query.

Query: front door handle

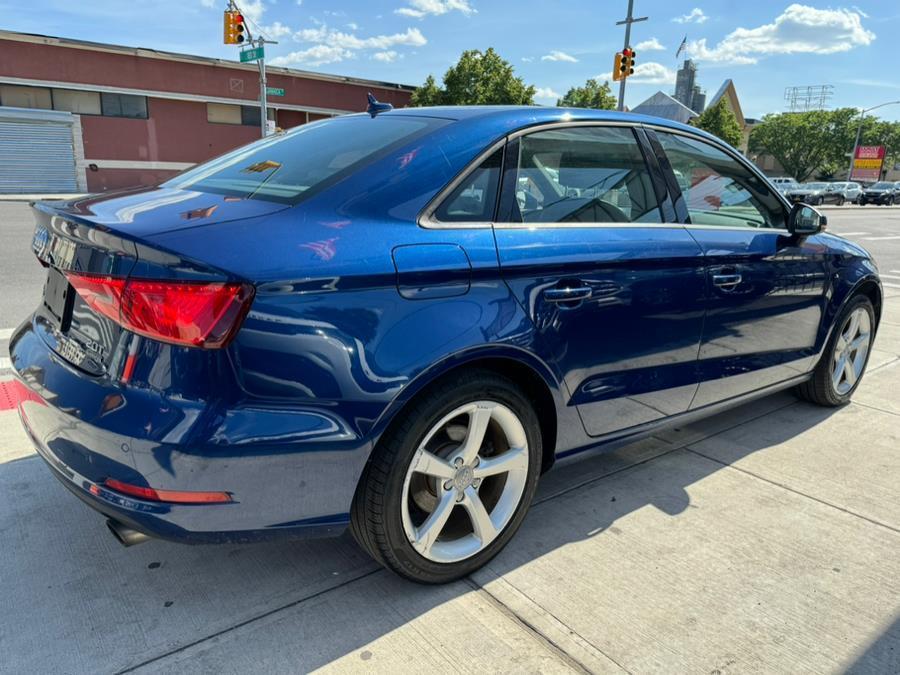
[712,273,742,289]
[543,285,592,303]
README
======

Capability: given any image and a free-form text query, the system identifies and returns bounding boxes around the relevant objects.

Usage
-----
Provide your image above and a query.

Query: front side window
[166,115,447,204]
[500,126,662,224]
[656,132,785,229]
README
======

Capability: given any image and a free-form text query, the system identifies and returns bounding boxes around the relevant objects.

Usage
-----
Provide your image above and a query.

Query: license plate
[42,267,72,328]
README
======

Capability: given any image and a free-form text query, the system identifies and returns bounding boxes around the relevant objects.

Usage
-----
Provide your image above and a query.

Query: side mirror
[788,203,826,236]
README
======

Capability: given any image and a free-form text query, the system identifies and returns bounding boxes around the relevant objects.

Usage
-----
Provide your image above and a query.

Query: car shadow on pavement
[3,391,885,673]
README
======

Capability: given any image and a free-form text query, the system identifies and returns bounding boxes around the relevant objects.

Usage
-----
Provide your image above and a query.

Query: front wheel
[797,295,875,407]
[837,196,845,206]
[351,370,542,583]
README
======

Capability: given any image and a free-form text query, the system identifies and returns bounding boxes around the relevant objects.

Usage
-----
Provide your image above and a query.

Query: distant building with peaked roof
[631,91,699,125]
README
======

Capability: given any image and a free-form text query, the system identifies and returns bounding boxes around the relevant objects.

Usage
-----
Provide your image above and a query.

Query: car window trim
[641,123,793,233]
[421,119,792,232]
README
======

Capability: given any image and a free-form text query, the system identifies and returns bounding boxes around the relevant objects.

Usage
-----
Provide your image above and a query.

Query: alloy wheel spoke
[843,360,858,387]
[845,312,861,342]
[410,448,456,480]
[834,334,848,355]
[457,406,492,464]
[474,446,528,478]
[850,334,869,353]
[461,486,498,545]
[833,353,849,389]
[413,490,456,555]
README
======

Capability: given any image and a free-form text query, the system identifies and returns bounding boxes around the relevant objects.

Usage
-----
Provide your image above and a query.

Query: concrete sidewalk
[1,305,899,673]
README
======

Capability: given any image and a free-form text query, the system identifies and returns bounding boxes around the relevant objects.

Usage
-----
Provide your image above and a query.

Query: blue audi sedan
[10,105,881,583]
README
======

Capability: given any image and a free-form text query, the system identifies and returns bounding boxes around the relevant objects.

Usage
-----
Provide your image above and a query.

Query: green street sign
[240,46,264,63]
[265,87,285,97]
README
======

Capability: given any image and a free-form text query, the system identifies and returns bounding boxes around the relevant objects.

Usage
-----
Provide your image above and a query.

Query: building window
[207,103,275,126]
[52,89,102,115]
[0,84,52,110]
[100,93,148,119]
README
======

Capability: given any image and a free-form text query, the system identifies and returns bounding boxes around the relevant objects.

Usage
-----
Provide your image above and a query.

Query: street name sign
[240,47,265,63]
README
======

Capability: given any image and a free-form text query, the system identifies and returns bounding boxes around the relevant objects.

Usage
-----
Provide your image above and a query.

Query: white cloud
[521,56,534,63]
[598,62,676,85]
[346,22,359,30]
[279,24,426,66]
[395,0,476,19]
[200,0,215,7]
[541,50,578,63]
[673,8,707,24]
[688,4,875,65]
[264,21,293,39]
[270,45,353,67]
[295,0,302,5]
[238,0,266,25]
[635,37,665,51]
[295,26,427,50]
[534,87,561,101]
[373,50,399,62]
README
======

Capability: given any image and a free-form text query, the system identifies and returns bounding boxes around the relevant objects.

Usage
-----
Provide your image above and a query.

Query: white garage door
[0,107,78,193]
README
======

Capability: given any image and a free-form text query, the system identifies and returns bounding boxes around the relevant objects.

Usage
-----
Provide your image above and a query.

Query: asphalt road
[0,201,898,672]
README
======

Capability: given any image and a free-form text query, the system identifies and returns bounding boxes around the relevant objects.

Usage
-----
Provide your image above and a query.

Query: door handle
[712,273,742,289]
[543,285,592,303]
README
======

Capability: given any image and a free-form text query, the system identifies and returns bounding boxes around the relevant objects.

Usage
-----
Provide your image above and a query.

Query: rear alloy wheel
[797,295,875,406]
[351,371,542,583]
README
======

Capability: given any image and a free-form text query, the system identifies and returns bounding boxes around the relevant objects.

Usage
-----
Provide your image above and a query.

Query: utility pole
[254,35,279,138]
[615,0,647,112]
[226,1,277,138]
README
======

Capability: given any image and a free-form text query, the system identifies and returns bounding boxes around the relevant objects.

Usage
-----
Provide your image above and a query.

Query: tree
[694,97,743,149]
[410,48,535,107]
[749,110,847,182]
[557,78,616,110]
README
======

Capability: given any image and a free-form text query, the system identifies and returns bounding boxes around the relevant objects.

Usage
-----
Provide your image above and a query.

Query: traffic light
[224,10,246,45]
[613,48,636,81]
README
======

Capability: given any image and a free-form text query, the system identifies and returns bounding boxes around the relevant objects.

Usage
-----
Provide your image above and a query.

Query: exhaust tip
[107,519,151,547]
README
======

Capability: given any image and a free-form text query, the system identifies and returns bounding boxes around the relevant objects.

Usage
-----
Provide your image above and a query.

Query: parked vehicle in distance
[769,177,798,195]
[9,106,883,584]
[785,182,831,205]
[860,181,899,205]
[826,182,863,205]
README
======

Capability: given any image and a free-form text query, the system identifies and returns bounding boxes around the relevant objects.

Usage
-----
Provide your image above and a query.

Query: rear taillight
[101,478,233,504]
[65,273,254,349]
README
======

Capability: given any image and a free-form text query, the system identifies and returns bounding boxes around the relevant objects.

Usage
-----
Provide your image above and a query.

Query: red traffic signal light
[224,10,246,45]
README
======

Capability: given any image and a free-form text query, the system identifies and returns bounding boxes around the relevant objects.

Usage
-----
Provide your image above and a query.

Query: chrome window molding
[419,118,796,234]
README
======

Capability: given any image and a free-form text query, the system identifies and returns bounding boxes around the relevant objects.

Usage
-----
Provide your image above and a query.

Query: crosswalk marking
[0,328,12,340]
[0,357,11,370]
[835,231,869,236]
[883,282,900,289]
[862,235,900,241]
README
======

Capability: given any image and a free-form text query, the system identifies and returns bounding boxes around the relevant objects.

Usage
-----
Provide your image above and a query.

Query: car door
[492,124,707,438]
[647,128,830,408]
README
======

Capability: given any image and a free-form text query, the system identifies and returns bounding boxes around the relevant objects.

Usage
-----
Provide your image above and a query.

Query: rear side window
[499,126,662,224]
[434,148,503,223]
[165,116,447,204]
[656,132,786,229]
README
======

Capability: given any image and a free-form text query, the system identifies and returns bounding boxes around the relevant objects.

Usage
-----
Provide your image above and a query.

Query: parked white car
[827,182,863,205]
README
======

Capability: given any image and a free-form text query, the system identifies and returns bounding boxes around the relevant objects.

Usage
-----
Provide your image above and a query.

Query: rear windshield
[873,182,894,189]
[164,115,446,204]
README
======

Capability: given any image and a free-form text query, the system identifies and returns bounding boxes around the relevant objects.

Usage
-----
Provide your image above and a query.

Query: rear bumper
[10,318,370,544]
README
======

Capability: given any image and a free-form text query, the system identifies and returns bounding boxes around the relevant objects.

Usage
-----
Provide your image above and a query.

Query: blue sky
[3,0,900,120]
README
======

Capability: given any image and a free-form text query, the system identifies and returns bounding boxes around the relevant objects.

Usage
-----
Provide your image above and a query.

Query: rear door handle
[543,285,592,303]
[712,273,742,289]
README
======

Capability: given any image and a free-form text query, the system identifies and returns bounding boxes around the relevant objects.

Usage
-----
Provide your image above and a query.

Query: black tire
[796,294,875,407]
[837,196,845,206]
[350,370,543,584]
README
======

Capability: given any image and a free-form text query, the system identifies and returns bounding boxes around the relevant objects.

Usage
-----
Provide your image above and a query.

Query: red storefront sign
[851,145,885,182]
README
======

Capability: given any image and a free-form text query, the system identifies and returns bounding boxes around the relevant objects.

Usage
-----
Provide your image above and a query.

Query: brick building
[0,30,414,193]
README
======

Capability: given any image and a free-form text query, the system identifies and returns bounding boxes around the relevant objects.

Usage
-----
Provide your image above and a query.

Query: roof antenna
[366,93,393,118]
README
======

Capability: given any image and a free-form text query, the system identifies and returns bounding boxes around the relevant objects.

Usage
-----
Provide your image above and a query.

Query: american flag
[676,36,688,59]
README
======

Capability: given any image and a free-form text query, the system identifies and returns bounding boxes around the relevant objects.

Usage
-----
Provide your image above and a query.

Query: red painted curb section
[0,380,41,411]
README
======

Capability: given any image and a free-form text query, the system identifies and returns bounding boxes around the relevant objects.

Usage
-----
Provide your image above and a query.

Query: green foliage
[409,48,535,107]
[694,97,743,149]
[557,78,616,110]
[749,107,900,181]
